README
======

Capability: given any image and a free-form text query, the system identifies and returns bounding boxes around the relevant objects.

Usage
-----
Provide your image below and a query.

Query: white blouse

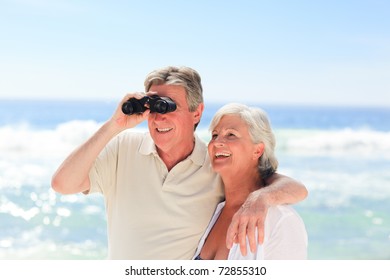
[193,202,308,260]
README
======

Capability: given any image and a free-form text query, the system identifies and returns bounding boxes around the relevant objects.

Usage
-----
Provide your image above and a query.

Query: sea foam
[275,128,390,158]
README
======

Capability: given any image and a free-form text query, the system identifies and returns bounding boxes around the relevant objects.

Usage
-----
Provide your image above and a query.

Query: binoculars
[122,95,177,115]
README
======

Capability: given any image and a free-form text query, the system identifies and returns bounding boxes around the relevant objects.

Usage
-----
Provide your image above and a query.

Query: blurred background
[1,0,389,259]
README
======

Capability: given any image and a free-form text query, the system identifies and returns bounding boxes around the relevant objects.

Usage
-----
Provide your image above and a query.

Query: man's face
[147,84,203,157]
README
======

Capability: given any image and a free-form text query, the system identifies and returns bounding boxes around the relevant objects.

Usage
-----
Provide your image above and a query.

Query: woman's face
[208,115,264,176]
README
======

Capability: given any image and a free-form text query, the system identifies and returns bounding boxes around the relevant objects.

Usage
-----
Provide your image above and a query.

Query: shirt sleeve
[261,206,308,260]
[88,135,119,196]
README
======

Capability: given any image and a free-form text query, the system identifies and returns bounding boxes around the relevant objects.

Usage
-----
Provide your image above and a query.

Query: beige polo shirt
[89,131,224,259]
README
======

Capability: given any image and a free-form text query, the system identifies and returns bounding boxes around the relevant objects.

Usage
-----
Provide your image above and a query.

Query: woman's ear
[253,143,265,160]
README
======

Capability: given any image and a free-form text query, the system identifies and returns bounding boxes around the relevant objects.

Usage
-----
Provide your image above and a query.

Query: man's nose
[153,112,166,121]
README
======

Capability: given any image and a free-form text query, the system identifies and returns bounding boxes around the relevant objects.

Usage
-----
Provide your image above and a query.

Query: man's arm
[51,93,149,194]
[226,173,308,256]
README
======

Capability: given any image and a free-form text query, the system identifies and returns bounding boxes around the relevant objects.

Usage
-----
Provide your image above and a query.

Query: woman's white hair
[209,103,278,180]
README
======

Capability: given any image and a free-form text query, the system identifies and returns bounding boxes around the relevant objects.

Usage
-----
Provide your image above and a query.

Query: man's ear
[253,143,265,160]
[193,103,204,125]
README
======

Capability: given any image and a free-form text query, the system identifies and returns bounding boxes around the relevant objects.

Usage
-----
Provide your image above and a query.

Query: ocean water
[0,99,389,260]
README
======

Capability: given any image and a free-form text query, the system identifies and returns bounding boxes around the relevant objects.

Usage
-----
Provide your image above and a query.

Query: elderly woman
[193,103,308,260]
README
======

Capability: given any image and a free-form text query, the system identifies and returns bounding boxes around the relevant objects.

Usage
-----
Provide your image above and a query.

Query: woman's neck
[221,169,264,209]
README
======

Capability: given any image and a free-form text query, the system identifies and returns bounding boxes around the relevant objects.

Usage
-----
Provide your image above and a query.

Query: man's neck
[157,138,196,171]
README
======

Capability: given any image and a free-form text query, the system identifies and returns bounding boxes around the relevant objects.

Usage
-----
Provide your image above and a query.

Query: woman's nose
[213,137,225,146]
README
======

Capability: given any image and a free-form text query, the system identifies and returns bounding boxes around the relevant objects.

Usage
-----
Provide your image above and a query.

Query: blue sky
[1,0,389,107]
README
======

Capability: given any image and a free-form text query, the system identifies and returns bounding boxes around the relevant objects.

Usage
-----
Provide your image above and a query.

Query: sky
[1,0,389,107]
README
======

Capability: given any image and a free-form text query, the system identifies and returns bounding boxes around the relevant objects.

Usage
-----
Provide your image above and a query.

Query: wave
[1,120,389,191]
[273,128,390,158]
[1,121,390,159]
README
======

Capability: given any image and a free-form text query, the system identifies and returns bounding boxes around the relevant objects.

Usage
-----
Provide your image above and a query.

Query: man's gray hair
[144,66,203,112]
